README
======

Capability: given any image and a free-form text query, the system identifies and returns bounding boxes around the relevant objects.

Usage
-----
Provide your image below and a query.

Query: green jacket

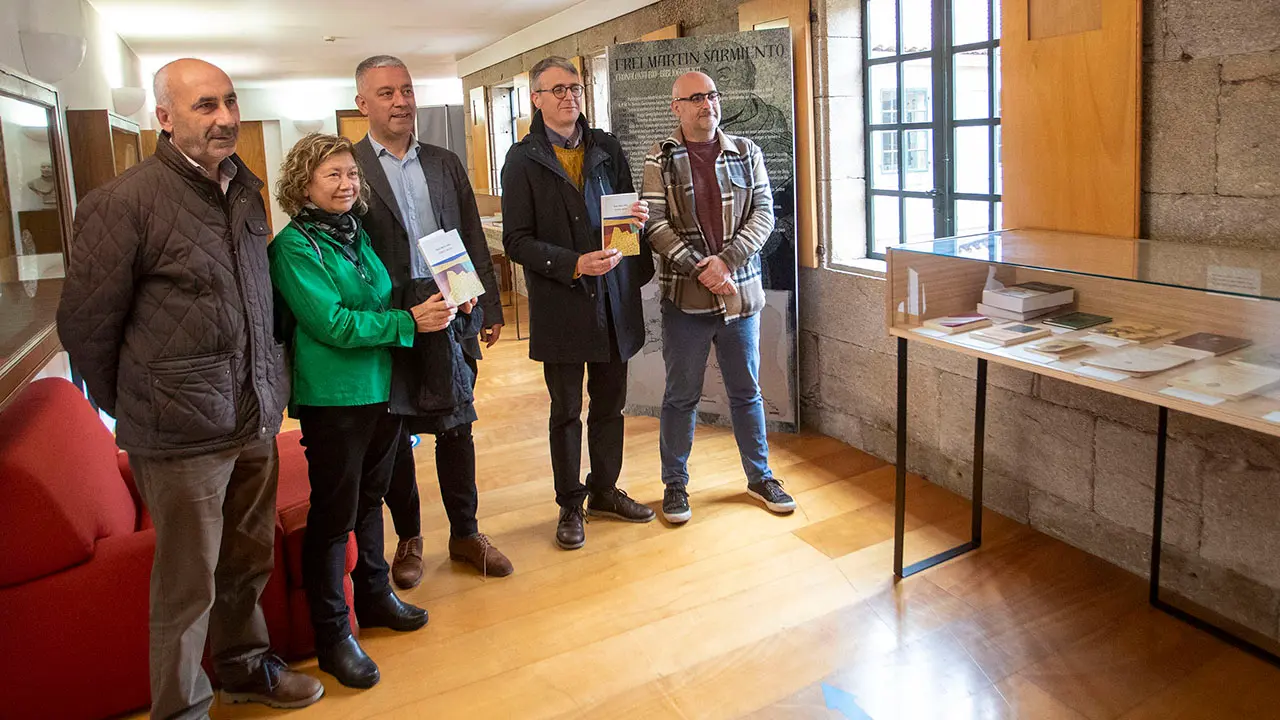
[269,219,415,408]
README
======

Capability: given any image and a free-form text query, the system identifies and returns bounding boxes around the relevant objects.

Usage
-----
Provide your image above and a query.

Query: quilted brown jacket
[57,133,288,457]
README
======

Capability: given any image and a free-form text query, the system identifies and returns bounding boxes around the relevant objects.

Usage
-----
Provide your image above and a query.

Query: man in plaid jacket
[641,71,797,524]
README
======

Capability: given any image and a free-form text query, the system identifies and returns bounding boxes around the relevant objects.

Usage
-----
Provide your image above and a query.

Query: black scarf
[296,205,363,269]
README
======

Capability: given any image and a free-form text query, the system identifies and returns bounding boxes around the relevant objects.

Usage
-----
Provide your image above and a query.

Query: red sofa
[0,378,355,719]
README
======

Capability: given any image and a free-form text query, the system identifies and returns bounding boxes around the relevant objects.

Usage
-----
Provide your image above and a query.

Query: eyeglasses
[674,91,721,105]
[533,84,585,99]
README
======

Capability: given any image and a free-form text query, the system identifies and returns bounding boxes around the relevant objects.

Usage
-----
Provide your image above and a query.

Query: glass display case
[886,228,1280,663]
[887,229,1280,436]
[0,66,74,408]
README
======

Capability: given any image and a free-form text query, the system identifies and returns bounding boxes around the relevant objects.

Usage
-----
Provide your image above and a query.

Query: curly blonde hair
[275,133,370,217]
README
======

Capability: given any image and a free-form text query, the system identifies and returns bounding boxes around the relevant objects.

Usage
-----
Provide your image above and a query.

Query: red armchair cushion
[0,528,154,719]
[0,378,137,587]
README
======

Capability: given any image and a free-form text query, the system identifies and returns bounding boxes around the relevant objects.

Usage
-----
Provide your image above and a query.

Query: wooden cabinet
[65,109,141,202]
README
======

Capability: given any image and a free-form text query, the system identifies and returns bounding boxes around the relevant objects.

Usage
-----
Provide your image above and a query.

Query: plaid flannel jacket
[641,127,773,321]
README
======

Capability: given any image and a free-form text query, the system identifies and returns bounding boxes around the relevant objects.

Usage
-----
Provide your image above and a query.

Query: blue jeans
[660,300,772,486]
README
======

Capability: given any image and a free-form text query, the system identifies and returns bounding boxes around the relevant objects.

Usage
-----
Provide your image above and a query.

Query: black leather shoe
[588,487,657,523]
[556,504,586,550]
[317,635,379,689]
[354,590,428,632]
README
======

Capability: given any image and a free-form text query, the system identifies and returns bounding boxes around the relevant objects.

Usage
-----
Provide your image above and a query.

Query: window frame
[862,0,1002,260]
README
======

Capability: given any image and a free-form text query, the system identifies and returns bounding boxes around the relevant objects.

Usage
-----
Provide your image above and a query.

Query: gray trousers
[129,437,278,720]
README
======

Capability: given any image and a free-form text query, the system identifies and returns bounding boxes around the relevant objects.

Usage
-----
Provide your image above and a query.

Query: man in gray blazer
[351,55,511,584]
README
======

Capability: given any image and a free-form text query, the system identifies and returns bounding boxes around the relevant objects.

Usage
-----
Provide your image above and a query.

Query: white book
[975,302,1058,322]
[600,193,641,256]
[1080,347,1194,377]
[1168,364,1280,400]
[416,229,487,307]
[969,323,1052,347]
[980,282,1075,313]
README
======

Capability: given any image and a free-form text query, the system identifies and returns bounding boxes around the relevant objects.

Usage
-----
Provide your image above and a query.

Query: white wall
[0,0,146,125]
[235,79,464,233]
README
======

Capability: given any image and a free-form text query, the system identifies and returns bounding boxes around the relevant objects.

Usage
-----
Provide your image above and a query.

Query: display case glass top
[893,230,1280,302]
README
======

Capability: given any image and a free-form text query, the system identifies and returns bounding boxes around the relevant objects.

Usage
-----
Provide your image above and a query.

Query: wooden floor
[202,335,1280,719]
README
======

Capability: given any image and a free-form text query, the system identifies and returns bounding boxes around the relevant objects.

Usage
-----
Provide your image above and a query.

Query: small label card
[1159,387,1226,407]
[1263,411,1280,424]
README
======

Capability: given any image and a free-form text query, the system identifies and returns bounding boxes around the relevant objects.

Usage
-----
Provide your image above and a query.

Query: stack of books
[978,282,1075,322]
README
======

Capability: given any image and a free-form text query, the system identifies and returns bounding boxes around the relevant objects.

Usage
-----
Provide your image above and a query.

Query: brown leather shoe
[220,654,324,709]
[391,535,423,589]
[449,533,514,577]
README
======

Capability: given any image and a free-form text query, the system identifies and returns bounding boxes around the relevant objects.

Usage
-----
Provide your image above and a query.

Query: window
[864,0,1002,258]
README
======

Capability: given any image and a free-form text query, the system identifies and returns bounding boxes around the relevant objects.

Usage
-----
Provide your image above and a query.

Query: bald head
[153,58,240,176]
[670,72,721,141]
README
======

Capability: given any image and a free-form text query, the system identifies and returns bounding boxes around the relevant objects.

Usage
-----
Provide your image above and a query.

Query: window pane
[954,125,991,195]
[953,49,990,120]
[995,201,1004,229]
[902,0,932,52]
[953,0,990,45]
[993,0,1002,39]
[869,64,899,124]
[872,195,901,254]
[871,130,901,189]
[903,129,934,191]
[956,200,992,236]
[994,124,1003,194]
[904,197,935,244]
[868,0,897,58]
[902,58,932,123]
[994,46,1002,117]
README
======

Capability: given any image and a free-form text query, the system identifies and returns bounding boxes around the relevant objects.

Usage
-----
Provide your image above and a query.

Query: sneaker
[746,478,797,514]
[587,487,657,523]
[662,485,692,524]
[556,504,586,550]
[221,654,324,708]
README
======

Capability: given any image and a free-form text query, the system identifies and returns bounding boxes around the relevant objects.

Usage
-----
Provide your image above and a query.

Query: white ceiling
[88,0,587,84]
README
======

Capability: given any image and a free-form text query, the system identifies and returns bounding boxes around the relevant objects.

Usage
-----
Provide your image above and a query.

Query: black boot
[317,635,379,689]
[556,504,586,550]
[355,589,428,632]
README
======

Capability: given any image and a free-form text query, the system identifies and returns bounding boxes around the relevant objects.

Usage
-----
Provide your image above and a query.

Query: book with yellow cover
[601,193,641,256]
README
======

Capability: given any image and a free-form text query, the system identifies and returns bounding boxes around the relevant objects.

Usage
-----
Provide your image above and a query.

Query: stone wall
[804,0,1280,639]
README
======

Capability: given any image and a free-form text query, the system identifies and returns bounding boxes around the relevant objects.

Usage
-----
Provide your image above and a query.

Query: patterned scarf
[296,204,362,268]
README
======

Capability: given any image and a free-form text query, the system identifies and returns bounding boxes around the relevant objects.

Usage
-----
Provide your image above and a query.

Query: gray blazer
[353,135,504,359]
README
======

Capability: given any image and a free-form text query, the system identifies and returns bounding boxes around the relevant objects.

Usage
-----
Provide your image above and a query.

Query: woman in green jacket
[269,133,468,689]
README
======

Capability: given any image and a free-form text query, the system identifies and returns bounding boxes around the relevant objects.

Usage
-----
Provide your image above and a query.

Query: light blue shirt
[368,134,440,279]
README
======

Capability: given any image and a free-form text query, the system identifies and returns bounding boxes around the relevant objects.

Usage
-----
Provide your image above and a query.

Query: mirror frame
[0,65,76,411]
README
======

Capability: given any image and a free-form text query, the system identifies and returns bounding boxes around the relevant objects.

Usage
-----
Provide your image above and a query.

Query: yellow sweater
[552,144,585,191]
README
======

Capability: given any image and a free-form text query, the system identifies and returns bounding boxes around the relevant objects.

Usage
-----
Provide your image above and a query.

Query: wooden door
[140,129,158,159]
[469,85,492,194]
[1002,0,1141,236]
[237,120,274,232]
[739,0,818,269]
[513,72,533,140]
[0,122,11,262]
[336,110,369,143]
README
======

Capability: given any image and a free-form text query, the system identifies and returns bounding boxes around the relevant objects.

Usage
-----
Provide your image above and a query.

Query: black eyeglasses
[674,91,721,105]
[533,84,585,99]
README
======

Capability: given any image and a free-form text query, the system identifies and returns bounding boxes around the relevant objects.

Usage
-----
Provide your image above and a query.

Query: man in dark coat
[501,56,657,550]
[351,55,512,582]
[57,58,323,717]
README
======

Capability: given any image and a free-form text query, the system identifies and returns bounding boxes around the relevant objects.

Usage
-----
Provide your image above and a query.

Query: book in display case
[885,228,1280,664]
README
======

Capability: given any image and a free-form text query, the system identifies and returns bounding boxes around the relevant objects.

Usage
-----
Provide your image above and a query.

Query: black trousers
[542,359,628,508]
[296,403,401,648]
[384,422,480,540]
